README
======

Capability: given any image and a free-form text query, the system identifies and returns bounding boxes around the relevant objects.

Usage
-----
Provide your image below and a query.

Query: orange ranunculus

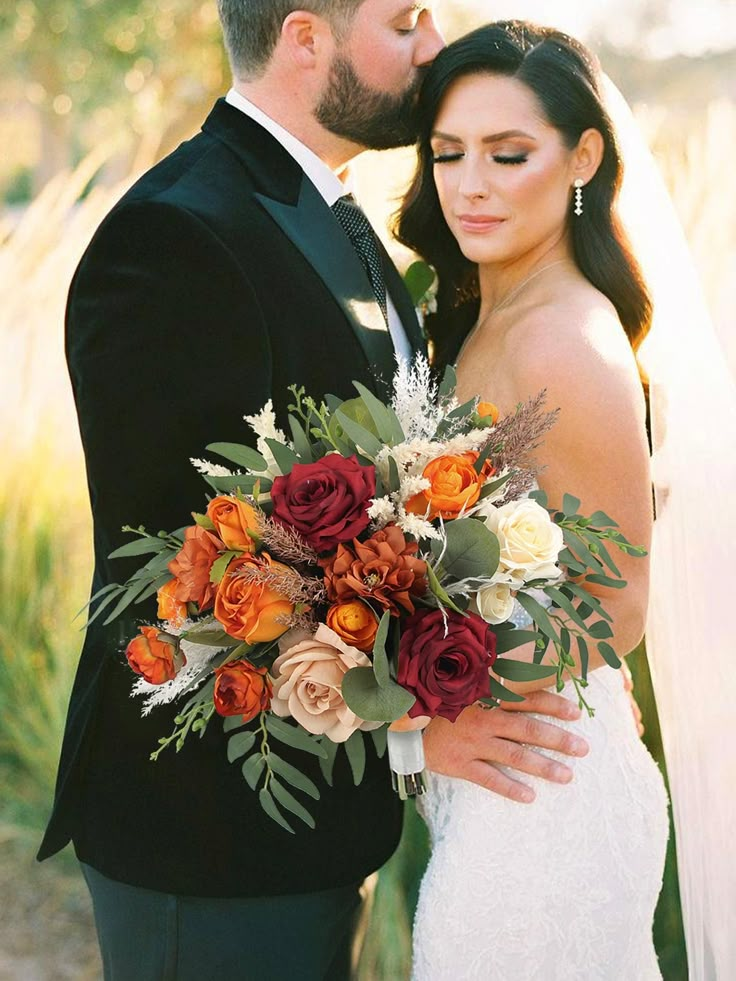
[326,600,379,653]
[126,626,184,685]
[477,401,500,425]
[213,659,272,721]
[214,552,294,644]
[168,524,225,612]
[405,452,486,521]
[206,495,261,552]
[157,578,187,626]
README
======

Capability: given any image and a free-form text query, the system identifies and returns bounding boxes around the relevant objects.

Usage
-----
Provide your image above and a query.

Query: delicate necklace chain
[474,258,571,334]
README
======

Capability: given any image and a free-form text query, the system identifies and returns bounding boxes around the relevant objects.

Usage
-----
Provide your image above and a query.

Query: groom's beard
[316,55,424,150]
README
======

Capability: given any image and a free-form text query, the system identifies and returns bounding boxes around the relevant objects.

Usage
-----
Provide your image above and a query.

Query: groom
[39,2,588,977]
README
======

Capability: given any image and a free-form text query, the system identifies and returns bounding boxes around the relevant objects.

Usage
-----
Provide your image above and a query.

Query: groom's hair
[218,1,365,77]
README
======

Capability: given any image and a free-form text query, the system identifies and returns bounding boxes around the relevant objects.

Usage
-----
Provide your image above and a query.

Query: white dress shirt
[225,88,411,361]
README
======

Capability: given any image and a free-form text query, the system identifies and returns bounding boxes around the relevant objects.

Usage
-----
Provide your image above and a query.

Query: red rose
[213,658,272,722]
[270,454,375,553]
[398,609,497,722]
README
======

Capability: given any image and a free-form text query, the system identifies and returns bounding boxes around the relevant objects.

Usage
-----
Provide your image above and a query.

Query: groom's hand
[422,692,589,803]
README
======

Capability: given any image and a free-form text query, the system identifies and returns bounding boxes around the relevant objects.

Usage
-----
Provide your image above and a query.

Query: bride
[396,22,670,979]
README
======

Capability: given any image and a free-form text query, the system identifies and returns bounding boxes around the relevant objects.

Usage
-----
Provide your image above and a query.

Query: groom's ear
[572,128,605,184]
[281,11,334,71]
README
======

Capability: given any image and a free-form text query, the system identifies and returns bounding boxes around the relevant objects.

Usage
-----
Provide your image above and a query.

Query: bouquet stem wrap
[387,729,427,800]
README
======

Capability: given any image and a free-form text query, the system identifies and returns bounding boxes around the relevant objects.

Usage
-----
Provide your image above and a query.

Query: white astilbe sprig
[395,505,442,542]
[367,496,397,528]
[190,458,235,478]
[391,355,455,441]
[131,622,228,714]
[244,399,289,476]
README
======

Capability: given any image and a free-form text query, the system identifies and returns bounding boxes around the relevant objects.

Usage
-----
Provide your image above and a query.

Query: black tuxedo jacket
[39,99,425,897]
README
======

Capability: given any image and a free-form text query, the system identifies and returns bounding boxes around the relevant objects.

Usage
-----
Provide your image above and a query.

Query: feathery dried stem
[484,390,559,473]
[257,515,320,567]
[235,565,327,605]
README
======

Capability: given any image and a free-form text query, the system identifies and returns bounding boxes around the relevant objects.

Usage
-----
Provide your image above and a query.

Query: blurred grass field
[1,99,733,977]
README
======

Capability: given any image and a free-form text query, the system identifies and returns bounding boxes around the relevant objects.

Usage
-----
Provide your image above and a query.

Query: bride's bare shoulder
[509,284,643,412]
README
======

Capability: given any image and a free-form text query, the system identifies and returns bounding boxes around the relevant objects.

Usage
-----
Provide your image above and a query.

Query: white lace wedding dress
[411,666,669,980]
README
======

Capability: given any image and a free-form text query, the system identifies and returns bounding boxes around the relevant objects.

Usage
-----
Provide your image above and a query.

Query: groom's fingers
[490,711,589,759]
[462,760,537,803]
[497,689,582,721]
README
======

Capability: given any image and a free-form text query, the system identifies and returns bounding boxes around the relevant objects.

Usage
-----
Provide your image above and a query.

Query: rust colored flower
[214,552,295,644]
[156,578,187,627]
[326,600,379,652]
[168,524,225,612]
[320,525,427,616]
[213,658,272,721]
[405,452,487,521]
[126,626,184,686]
[206,495,261,552]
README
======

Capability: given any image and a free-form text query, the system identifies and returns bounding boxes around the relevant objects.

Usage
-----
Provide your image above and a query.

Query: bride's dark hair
[395,21,652,370]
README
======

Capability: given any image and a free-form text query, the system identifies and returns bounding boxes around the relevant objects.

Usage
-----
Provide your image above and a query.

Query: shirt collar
[225,88,352,206]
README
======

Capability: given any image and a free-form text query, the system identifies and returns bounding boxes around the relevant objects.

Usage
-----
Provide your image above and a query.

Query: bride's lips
[456,214,507,234]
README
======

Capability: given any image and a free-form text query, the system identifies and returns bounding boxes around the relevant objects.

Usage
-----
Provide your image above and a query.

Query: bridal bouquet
[90,358,643,831]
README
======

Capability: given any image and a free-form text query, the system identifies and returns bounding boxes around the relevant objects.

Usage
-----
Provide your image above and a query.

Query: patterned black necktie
[331,194,389,325]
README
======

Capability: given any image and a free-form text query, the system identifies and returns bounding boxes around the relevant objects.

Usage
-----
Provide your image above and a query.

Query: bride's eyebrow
[430,129,537,142]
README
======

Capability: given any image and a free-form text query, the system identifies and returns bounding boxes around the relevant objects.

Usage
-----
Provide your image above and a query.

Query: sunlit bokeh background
[1,1,733,976]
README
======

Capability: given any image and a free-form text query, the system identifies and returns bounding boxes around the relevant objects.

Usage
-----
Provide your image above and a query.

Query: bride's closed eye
[431,151,530,166]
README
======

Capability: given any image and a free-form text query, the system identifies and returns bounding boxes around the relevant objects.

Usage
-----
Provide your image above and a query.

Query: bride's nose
[457,156,490,200]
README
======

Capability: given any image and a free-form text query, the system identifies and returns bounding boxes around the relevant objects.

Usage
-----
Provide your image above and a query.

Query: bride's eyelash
[432,152,464,164]
[493,155,528,165]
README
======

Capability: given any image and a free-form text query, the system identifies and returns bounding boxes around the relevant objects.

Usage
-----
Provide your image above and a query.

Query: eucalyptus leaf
[353,382,395,444]
[528,488,549,510]
[438,364,457,400]
[585,573,626,589]
[493,629,541,654]
[562,528,605,575]
[344,730,367,785]
[108,536,168,560]
[371,611,392,688]
[595,540,621,577]
[370,726,388,760]
[564,582,612,622]
[430,519,500,581]
[588,620,614,639]
[206,441,269,473]
[562,494,581,517]
[543,586,589,632]
[242,753,266,790]
[270,778,316,829]
[333,409,383,458]
[134,573,174,605]
[403,259,436,306]
[387,455,401,494]
[493,658,558,682]
[597,641,622,668]
[288,416,314,462]
[514,593,559,643]
[226,730,257,763]
[265,715,328,758]
[488,676,526,703]
[265,438,300,474]
[102,578,154,625]
[193,512,216,531]
[84,585,126,627]
[258,787,295,833]
[181,627,233,648]
[318,737,339,786]
[577,636,590,677]
[268,753,321,800]
[223,715,246,733]
[588,510,618,528]
[341,666,416,722]
[204,475,266,495]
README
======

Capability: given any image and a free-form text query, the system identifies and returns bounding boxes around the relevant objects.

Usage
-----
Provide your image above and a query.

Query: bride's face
[430,73,579,266]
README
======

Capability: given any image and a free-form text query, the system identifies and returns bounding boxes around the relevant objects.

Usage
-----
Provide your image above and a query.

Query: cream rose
[483,498,563,585]
[475,582,515,625]
[270,624,381,743]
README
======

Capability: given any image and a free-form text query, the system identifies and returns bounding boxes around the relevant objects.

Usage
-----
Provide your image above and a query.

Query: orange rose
[326,600,379,653]
[156,578,187,627]
[477,401,500,425]
[405,452,485,521]
[168,524,225,612]
[214,552,294,644]
[213,659,272,721]
[206,495,261,551]
[126,626,184,685]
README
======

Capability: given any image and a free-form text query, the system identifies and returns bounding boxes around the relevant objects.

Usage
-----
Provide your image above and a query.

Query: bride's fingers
[461,759,536,803]
[497,689,582,721]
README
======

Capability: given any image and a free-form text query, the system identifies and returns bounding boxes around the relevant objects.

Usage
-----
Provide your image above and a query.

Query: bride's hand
[422,692,589,803]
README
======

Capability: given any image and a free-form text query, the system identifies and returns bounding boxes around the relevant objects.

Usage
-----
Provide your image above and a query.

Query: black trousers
[81,863,363,981]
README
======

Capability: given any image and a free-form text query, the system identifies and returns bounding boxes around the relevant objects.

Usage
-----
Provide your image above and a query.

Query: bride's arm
[490,305,652,694]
